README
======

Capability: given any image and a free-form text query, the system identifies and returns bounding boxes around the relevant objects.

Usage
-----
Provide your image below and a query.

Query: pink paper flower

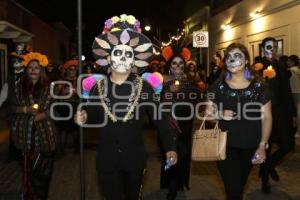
[82,76,97,92]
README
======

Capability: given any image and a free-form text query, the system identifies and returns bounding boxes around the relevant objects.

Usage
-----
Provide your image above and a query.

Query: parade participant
[46,60,60,83]
[11,52,57,199]
[149,59,161,73]
[259,37,297,193]
[185,60,200,82]
[75,14,177,200]
[0,43,28,163]
[206,43,272,200]
[160,45,201,200]
[56,59,80,154]
[287,55,300,137]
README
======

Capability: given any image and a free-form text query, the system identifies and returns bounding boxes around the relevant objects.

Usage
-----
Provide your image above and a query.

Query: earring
[244,67,251,80]
[225,71,231,80]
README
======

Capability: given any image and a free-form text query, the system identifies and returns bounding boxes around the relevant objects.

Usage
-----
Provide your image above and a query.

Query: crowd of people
[0,13,299,200]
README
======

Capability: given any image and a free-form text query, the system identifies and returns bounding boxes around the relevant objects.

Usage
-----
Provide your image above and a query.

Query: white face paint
[110,44,134,74]
[263,40,277,59]
[225,48,246,73]
[170,57,184,78]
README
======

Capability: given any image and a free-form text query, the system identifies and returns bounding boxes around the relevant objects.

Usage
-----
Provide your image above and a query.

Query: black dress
[160,79,202,191]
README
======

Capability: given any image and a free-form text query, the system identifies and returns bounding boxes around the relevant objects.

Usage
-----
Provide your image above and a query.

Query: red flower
[181,48,191,62]
[162,46,174,61]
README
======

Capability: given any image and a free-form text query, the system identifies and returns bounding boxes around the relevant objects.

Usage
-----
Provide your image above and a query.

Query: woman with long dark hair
[11,52,57,199]
[206,43,272,199]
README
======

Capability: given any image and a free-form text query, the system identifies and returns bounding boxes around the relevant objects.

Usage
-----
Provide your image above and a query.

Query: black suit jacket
[85,74,177,172]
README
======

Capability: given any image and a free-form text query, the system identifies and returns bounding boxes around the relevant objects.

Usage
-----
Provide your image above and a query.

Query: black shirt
[209,79,270,149]
[86,73,177,172]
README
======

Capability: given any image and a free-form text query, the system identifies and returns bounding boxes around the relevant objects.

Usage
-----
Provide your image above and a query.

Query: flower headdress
[92,14,153,68]
[103,14,141,34]
[63,59,79,69]
[22,52,49,67]
[161,45,191,62]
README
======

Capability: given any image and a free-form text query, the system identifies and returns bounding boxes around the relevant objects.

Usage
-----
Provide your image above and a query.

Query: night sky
[15,0,208,60]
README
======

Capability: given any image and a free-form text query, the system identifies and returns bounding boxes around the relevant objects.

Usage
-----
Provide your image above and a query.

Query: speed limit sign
[193,31,209,48]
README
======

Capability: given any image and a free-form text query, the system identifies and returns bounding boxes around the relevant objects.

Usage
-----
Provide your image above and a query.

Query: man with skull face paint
[0,43,28,163]
[259,37,297,194]
[75,14,177,200]
[160,45,202,200]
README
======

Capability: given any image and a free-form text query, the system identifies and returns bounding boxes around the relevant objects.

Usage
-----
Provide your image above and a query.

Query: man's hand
[166,151,178,165]
[74,110,87,125]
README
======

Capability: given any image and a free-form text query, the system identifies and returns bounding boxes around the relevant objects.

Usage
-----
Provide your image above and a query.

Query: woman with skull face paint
[206,43,272,200]
[159,45,202,200]
[258,37,297,194]
[75,14,177,200]
[11,52,57,199]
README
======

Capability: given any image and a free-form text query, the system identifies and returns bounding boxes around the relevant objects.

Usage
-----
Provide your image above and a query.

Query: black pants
[99,169,144,200]
[217,147,256,200]
[260,112,295,181]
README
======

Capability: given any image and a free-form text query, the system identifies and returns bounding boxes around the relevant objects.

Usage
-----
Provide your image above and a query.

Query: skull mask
[16,43,25,55]
[225,48,246,72]
[110,44,134,74]
[170,57,184,78]
[263,40,277,59]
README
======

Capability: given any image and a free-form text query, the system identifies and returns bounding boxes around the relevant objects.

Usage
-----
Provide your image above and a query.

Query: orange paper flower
[162,46,174,61]
[263,65,276,79]
[63,59,79,69]
[253,62,264,71]
[197,81,206,90]
[181,48,191,62]
[22,52,49,67]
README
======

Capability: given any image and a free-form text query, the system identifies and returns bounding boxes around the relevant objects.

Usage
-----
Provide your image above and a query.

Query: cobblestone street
[1,122,300,200]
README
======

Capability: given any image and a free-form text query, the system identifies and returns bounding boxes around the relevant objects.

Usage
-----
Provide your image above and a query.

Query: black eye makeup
[266,45,273,50]
[233,53,243,59]
[125,51,133,58]
[113,49,122,56]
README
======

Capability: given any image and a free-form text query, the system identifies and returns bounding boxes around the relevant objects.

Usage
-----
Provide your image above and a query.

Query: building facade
[209,0,300,63]
[0,0,73,87]
[185,0,300,74]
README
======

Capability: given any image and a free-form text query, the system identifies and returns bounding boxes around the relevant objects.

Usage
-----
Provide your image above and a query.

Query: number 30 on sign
[193,31,209,48]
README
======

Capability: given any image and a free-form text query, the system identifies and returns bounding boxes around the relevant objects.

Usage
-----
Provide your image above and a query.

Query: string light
[161,28,185,48]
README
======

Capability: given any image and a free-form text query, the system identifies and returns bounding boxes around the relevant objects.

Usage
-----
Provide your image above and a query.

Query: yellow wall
[209,0,300,63]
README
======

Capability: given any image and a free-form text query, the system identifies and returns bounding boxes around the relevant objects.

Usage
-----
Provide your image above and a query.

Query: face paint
[110,44,134,74]
[27,61,41,81]
[263,40,277,59]
[225,48,246,72]
[16,43,25,55]
[170,56,184,78]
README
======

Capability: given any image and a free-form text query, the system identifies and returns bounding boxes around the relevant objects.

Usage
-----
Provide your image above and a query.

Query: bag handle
[198,114,219,131]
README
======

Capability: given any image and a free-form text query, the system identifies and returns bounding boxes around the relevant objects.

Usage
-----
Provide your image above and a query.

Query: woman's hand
[34,112,46,122]
[169,84,179,93]
[221,110,236,121]
[75,110,87,125]
[166,151,178,165]
[22,106,38,115]
[252,146,266,165]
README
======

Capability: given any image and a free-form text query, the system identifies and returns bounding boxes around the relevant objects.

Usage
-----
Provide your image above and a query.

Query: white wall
[209,0,300,63]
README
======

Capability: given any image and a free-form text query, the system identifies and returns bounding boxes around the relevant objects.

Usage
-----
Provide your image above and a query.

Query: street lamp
[144,25,151,32]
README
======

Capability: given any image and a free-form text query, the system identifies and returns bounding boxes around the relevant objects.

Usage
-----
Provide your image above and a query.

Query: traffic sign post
[193,31,208,48]
[193,31,209,66]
